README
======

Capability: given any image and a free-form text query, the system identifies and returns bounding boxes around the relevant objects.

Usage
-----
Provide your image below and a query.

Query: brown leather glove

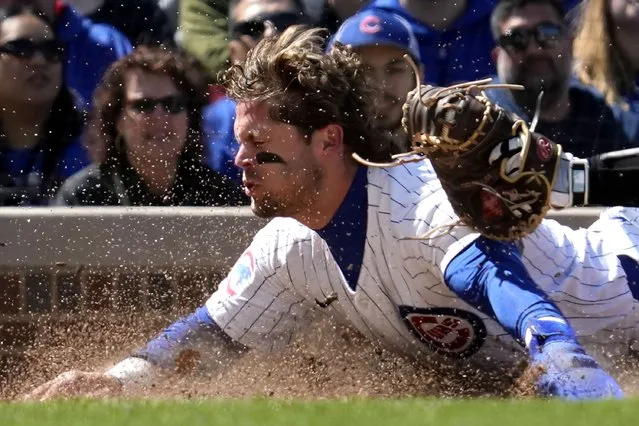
[399,79,562,240]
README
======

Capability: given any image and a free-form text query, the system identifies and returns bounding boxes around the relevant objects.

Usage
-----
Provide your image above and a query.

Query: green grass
[1,398,638,426]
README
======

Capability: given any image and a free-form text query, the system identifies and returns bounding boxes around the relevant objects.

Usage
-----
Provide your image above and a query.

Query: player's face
[233,101,324,218]
[494,3,572,109]
[354,44,418,132]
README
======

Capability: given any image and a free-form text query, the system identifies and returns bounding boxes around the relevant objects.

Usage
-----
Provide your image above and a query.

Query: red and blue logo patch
[399,306,487,358]
[226,250,255,297]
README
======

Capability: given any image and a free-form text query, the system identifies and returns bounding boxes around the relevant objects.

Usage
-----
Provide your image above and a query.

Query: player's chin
[250,198,279,218]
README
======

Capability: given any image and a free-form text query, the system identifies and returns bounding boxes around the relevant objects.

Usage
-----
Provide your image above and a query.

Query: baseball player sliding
[25,26,639,401]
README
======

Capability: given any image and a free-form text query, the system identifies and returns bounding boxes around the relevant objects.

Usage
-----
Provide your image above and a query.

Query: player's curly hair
[221,25,393,163]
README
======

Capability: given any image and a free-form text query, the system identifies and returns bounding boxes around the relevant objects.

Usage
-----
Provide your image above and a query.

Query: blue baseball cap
[329,9,421,64]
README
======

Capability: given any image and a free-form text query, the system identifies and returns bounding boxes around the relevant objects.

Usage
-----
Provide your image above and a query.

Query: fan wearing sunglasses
[486,0,638,158]
[492,0,573,119]
[0,5,89,206]
[53,46,246,207]
[227,0,309,66]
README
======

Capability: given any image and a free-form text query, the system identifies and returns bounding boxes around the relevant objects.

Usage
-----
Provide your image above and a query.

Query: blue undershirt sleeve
[443,236,576,347]
[133,305,244,368]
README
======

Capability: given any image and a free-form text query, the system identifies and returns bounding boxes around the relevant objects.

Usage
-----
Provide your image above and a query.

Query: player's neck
[295,163,359,231]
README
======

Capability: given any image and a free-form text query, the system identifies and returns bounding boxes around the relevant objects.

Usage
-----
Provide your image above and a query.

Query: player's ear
[311,124,344,157]
[491,46,501,64]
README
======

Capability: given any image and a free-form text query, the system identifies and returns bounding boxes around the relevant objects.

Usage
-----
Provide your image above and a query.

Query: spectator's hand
[21,370,123,401]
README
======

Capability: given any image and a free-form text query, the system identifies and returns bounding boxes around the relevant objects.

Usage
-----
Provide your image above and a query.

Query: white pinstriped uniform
[205,160,639,366]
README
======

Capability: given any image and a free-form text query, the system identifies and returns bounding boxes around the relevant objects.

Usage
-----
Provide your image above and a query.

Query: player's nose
[234,144,255,169]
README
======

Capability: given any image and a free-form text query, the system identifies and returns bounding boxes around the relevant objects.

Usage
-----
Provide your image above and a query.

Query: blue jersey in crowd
[57,5,133,107]
[202,96,242,185]
[362,0,582,86]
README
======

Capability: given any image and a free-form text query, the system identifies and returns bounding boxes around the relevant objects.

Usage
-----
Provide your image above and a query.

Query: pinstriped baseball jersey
[205,160,639,366]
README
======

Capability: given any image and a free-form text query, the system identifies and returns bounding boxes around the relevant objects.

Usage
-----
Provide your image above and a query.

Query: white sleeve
[399,188,481,276]
[205,220,316,352]
[105,357,156,388]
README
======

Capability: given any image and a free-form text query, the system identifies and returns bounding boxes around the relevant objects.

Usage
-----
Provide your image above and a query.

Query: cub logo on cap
[359,15,382,34]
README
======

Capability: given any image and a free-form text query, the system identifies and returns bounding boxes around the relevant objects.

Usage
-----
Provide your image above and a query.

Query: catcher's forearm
[552,148,639,208]
[587,148,639,207]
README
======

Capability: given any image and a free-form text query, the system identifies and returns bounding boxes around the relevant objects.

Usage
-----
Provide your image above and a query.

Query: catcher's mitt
[353,58,562,241]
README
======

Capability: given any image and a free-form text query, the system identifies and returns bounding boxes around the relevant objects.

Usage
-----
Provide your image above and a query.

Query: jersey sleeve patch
[399,306,487,358]
[226,250,256,297]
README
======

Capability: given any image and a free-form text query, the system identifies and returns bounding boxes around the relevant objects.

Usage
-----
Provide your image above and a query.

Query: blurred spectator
[362,0,581,86]
[486,0,638,157]
[179,0,310,81]
[300,0,326,22]
[157,0,179,37]
[573,0,639,111]
[0,0,133,107]
[0,6,88,206]
[361,0,498,85]
[65,0,175,46]
[330,9,424,153]
[228,0,310,65]
[316,0,366,34]
[54,47,246,207]
[178,0,231,80]
[202,0,310,183]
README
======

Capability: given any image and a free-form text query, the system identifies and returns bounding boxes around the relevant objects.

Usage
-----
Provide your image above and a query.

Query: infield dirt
[3,310,639,401]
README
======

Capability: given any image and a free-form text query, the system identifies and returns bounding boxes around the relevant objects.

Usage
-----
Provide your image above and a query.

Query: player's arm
[23,221,311,401]
[21,303,246,402]
[553,148,639,208]
[442,236,623,400]
[105,305,246,386]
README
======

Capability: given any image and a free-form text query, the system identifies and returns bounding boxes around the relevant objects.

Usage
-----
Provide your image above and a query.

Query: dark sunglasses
[126,95,187,115]
[498,22,564,53]
[230,12,307,40]
[0,38,64,62]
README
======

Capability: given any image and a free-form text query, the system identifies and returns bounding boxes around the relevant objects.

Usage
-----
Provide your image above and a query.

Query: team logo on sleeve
[226,250,255,297]
[399,306,486,358]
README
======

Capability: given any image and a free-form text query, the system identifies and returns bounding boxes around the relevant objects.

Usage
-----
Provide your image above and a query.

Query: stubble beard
[509,60,567,114]
[249,166,324,219]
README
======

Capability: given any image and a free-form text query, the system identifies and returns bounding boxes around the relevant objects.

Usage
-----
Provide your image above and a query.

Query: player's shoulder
[253,217,312,243]
[367,158,440,193]
[248,217,315,263]
[366,158,450,218]
[365,159,468,239]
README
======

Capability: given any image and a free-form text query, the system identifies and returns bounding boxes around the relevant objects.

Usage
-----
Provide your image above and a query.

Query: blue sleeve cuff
[135,306,235,368]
